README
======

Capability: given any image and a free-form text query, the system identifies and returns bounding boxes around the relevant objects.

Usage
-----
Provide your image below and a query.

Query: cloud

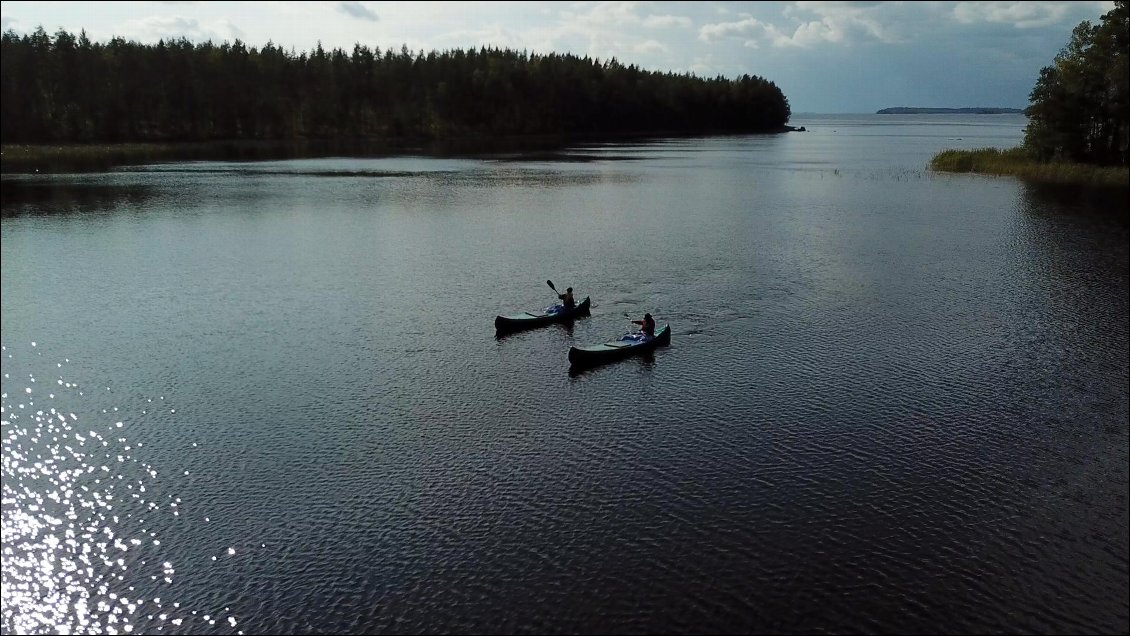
[1,16,15,31]
[791,1,885,10]
[643,14,692,29]
[401,3,650,65]
[120,15,245,43]
[338,1,378,22]
[952,2,1072,29]
[565,1,647,28]
[784,2,900,45]
[789,16,891,46]
[699,17,796,48]
[634,39,667,54]
[701,2,928,49]
[526,2,681,63]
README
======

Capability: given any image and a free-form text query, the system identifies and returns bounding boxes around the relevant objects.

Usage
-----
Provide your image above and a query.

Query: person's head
[566,287,573,293]
[644,313,652,321]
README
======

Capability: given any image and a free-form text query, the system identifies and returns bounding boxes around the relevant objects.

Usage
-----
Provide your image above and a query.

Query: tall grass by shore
[0,140,431,174]
[2,143,196,173]
[930,147,1128,187]
[1,129,798,174]
[0,134,658,174]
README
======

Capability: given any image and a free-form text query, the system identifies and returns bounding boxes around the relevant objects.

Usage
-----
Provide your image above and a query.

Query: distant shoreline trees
[0,28,791,145]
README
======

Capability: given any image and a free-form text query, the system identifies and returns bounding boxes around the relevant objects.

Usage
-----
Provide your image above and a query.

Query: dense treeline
[1024,0,1128,166]
[0,27,791,144]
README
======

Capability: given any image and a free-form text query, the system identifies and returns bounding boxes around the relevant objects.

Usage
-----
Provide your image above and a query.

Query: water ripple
[2,343,242,635]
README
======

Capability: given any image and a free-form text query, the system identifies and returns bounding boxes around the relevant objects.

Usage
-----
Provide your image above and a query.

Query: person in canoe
[557,287,576,311]
[628,313,656,340]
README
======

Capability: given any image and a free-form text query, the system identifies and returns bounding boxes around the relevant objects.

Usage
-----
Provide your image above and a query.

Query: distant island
[877,107,1024,114]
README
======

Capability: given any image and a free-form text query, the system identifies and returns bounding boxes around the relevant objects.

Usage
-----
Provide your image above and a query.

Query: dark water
[2,114,1127,634]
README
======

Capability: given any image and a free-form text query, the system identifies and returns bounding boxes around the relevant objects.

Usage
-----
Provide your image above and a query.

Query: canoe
[495,296,591,332]
[568,323,671,367]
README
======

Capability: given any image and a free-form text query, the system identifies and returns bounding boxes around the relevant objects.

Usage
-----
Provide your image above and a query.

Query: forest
[0,28,791,144]
[1024,0,1128,166]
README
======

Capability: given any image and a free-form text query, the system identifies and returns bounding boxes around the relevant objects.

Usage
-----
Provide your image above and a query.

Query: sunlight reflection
[1,343,242,634]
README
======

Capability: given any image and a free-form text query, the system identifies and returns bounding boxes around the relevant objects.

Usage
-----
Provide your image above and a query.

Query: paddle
[545,280,564,314]
[548,279,571,305]
[622,312,639,334]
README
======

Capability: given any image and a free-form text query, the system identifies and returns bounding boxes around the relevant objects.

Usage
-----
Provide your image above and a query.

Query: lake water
[2,114,1127,634]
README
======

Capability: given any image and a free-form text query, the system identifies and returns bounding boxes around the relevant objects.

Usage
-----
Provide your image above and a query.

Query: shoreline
[929,147,1128,188]
[1,127,805,174]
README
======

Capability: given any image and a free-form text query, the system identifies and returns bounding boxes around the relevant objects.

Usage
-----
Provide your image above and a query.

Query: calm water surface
[2,114,1127,634]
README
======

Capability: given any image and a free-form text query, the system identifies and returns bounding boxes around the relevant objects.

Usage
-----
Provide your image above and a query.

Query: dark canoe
[495,296,591,332]
[568,323,671,367]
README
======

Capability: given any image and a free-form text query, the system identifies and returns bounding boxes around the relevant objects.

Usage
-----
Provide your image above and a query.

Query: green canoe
[568,323,671,367]
[495,296,591,333]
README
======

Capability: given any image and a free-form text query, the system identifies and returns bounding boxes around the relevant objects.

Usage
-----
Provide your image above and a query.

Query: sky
[0,1,1116,114]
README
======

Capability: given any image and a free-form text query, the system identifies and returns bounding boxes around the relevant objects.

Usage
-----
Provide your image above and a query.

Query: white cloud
[570,1,646,27]
[702,1,905,49]
[791,1,885,10]
[952,2,1072,29]
[792,20,839,45]
[699,17,753,40]
[338,1,378,23]
[790,16,890,46]
[518,1,681,63]
[699,17,796,48]
[633,38,667,54]
[643,14,692,28]
[784,1,900,45]
[120,15,245,43]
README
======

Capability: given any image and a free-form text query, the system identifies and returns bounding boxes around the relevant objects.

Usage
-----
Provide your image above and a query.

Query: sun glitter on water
[1,343,243,635]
